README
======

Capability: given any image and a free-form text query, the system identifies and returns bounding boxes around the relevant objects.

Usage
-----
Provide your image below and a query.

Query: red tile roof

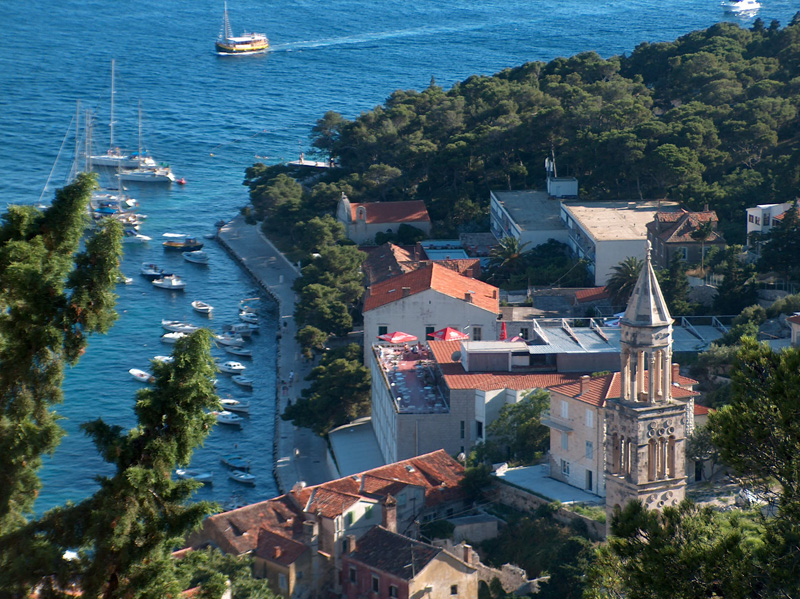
[350,200,431,225]
[255,528,309,566]
[647,209,725,244]
[362,245,482,285]
[364,263,499,313]
[574,286,610,303]
[694,404,713,416]
[428,340,582,391]
[772,205,799,221]
[548,371,699,407]
[786,315,800,326]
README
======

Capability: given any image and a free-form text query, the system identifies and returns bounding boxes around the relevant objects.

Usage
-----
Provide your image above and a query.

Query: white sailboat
[117,101,175,183]
[90,61,158,170]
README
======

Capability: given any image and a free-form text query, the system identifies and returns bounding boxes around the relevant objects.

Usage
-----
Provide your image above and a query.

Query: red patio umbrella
[499,321,507,340]
[378,331,418,344]
[427,327,469,341]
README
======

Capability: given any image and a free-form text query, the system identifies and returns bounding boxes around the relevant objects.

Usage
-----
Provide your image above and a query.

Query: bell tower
[605,242,688,525]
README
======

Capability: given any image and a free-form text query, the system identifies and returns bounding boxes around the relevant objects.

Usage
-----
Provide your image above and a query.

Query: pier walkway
[217,215,333,494]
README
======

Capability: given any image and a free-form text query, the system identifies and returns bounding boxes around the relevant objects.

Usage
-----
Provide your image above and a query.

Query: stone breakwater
[216,215,332,493]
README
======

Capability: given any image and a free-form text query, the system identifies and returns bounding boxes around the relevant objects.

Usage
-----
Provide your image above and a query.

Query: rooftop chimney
[402,286,411,297]
[382,495,398,534]
[346,534,357,554]
[492,289,497,299]
[579,375,591,395]
[672,363,680,382]
[462,543,473,565]
[464,292,473,303]
[274,545,282,559]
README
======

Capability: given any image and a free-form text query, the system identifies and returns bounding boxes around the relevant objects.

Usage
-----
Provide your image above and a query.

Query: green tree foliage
[586,501,760,599]
[293,214,345,254]
[537,535,595,599]
[0,330,221,597]
[487,236,531,284]
[282,344,371,436]
[296,325,329,359]
[294,245,366,305]
[712,246,757,314]
[176,548,278,599]
[758,201,800,281]
[249,173,304,221]
[0,173,122,531]
[484,389,550,465]
[294,283,353,337]
[656,253,694,315]
[605,256,643,306]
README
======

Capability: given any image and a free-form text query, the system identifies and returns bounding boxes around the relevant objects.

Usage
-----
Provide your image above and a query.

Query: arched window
[610,433,620,474]
[647,439,656,481]
[667,436,676,479]
[658,438,667,479]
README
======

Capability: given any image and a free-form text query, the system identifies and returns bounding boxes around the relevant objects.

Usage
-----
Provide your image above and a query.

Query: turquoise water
[2,0,797,513]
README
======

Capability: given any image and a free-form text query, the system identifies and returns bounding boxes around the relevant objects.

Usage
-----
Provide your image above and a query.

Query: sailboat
[89,61,158,170]
[117,101,175,183]
[215,3,269,55]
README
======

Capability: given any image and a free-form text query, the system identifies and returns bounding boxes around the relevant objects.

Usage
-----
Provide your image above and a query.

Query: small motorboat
[232,375,254,388]
[163,233,204,251]
[228,470,256,485]
[239,311,258,324]
[215,333,246,347]
[140,262,171,280]
[129,368,155,383]
[221,455,250,470]
[219,361,246,374]
[721,0,760,12]
[224,346,253,358]
[153,355,174,364]
[214,410,244,426]
[223,323,258,337]
[183,250,209,264]
[220,398,250,414]
[123,229,151,244]
[175,469,213,485]
[152,275,186,291]
[161,332,188,344]
[162,319,201,334]
[191,300,214,315]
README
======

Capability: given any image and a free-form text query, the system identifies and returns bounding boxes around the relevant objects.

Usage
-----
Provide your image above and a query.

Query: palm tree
[606,256,643,306]
[489,236,531,282]
[690,220,715,275]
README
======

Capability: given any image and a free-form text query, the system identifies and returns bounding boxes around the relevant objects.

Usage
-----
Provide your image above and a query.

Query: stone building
[604,241,689,522]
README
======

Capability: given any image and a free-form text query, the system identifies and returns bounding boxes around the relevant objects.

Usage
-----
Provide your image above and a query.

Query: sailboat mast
[223,2,232,41]
[73,100,80,178]
[110,59,115,150]
[84,109,91,173]
[137,100,142,168]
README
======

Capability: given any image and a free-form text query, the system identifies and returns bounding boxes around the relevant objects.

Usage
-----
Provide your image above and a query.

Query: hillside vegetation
[245,18,800,242]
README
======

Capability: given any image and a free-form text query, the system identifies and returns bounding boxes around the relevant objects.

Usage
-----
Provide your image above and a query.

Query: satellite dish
[451,351,462,361]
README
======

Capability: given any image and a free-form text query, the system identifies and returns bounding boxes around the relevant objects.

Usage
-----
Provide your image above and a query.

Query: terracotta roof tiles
[350,200,431,225]
[574,286,610,303]
[548,371,699,407]
[346,527,442,580]
[364,263,499,313]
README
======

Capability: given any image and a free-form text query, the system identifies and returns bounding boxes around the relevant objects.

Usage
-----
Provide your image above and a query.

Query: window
[749,214,754,223]
[335,516,343,533]
[586,440,594,460]
[560,400,569,419]
[345,512,353,526]
[378,325,388,337]
[561,459,570,475]
[519,327,529,340]
[586,408,593,428]
[476,421,484,438]
[678,247,688,261]
[425,325,435,338]
[755,216,760,225]
[460,420,465,439]
[764,216,770,227]
[365,505,373,519]
[561,431,569,451]
[451,584,459,595]
[472,326,482,341]
[279,573,288,590]
[372,574,380,593]
[389,585,399,598]
[349,567,357,584]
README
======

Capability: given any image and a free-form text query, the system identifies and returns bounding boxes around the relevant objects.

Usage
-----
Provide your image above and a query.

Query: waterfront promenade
[217,215,333,494]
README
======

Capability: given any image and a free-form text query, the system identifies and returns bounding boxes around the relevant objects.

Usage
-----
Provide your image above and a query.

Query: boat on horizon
[721,0,760,12]
[215,2,269,55]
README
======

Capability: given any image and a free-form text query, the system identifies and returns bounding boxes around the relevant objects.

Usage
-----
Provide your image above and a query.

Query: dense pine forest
[248,17,800,244]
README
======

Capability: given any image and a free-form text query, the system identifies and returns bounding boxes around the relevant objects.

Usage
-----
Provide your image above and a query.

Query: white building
[559,200,679,286]
[489,190,569,248]
[746,202,794,251]
[362,262,500,365]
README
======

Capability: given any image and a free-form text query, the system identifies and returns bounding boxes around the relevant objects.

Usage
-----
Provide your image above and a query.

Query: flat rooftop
[562,200,680,241]
[373,345,449,414]
[425,249,470,260]
[491,190,565,233]
[328,417,385,477]
[496,463,602,505]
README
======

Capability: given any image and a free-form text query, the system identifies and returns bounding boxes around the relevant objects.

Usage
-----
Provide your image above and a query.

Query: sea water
[1,0,796,513]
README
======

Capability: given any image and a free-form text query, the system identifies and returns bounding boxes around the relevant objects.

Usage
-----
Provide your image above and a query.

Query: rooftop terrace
[373,344,449,414]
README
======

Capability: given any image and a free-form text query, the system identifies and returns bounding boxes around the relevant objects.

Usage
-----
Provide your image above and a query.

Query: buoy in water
[176,178,186,185]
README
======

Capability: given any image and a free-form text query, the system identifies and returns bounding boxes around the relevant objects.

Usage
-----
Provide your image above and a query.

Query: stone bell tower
[605,241,688,525]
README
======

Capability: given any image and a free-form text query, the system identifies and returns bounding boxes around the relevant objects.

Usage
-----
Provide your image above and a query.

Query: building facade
[646,208,725,269]
[336,194,432,244]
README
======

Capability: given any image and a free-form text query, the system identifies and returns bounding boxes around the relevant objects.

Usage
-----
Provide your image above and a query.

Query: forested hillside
[260,17,800,241]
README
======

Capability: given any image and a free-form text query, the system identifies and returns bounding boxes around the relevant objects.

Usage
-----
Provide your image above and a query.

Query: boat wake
[269,20,506,53]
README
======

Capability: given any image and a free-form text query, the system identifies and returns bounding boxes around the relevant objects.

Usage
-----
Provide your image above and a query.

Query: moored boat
[219,360,246,374]
[118,166,175,183]
[220,398,250,414]
[129,368,155,383]
[123,229,151,244]
[163,234,204,252]
[215,2,269,55]
[214,410,244,426]
[223,323,258,337]
[192,300,214,315]
[232,374,254,388]
[175,469,214,485]
[141,263,171,280]
[215,332,246,347]
[153,355,174,364]
[161,331,188,344]
[224,345,253,358]
[152,275,186,291]
[228,470,256,485]
[239,310,258,324]
[221,454,250,470]
[162,319,201,334]
[183,250,210,264]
